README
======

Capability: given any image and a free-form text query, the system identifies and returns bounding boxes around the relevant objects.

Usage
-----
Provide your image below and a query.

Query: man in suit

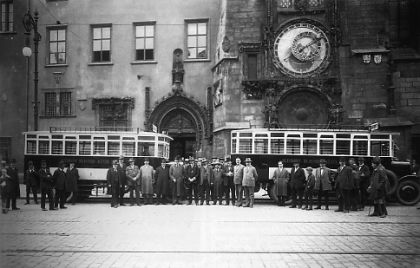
[6,159,20,210]
[117,156,127,206]
[65,161,79,205]
[155,159,170,205]
[53,160,67,209]
[140,158,155,204]
[242,158,258,208]
[38,160,55,211]
[334,157,354,213]
[303,167,315,210]
[184,157,199,205]
[125,158,140,206]
[314,159,332,210]
[271,160,290,206]
[107,160,121,208]
[368,156,388,218]
[223,158,235,206]
[199,158,212,205]
[24,160,39,205]
[212,160,224,205]
[234,158,244,207]
[169,156,184,205]
[358,157,371,211]
[289,161,305,208]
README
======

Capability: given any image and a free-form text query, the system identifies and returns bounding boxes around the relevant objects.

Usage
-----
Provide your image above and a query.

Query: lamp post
[22,10,41,131]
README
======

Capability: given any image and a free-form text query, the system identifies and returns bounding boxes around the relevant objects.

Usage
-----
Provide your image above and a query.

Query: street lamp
[22,10,41,131]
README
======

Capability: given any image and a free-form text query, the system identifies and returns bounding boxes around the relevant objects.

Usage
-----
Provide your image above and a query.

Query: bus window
[65,140,77,155]
[26,140,36,154]
[93,141,105,155]
[79,141,91,155]
[52,140,63,155]
[108,142,120,155]
[371,140,390,156]
[303,139,317,155]
[286,138,301,154]
[353,139,368,156]
[254,138,268,154]
[138,142,155,156]
[319,139,333,155]
[336,140,350,155]
[122,142,135,156]
[231,139,237,154]
[138,136,155,141]
[270,139,284,154]
[38,141,49,154]
[158,144,164,157]
[238,139,252,154]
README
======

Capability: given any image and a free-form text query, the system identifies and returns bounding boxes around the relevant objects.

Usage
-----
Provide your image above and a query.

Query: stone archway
[148,94,211,159]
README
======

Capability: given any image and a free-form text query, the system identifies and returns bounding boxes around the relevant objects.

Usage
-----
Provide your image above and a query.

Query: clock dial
[273,22,330,77]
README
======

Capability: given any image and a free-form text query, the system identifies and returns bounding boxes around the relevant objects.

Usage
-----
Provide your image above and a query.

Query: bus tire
[396,180,420,206]
[385,169,398,195]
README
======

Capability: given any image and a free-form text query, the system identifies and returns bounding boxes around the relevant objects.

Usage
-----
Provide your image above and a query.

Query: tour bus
[231,128,419,205]
[24,127,172,200]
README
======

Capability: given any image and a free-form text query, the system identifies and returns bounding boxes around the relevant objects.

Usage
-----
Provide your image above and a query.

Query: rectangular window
[186,20,208,59]
[336,140,350,155]
[92,25,111,62]
[38,141,49,154]
[93,141,105,155]
[52,140,63,154]
[48,27,66,64]
[65,141,77,155]
[26,140,36,154]
[0,137,11,160]
[254,139,268,154]
[238,139,252,154]
[247,54,257,80]
[99,104,130,129]
[122,142,135,156]
[107,142,120,155]
[286,139,301,154]
[0,1,13,32]
[271,139,284,154]
[135,23,154,61]
[303,139,317,155]
[44,92,72,117]
[138,142,154,156]
[79,141,91,155]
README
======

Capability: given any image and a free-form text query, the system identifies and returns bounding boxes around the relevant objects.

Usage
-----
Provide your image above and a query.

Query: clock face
[273,22,331,77]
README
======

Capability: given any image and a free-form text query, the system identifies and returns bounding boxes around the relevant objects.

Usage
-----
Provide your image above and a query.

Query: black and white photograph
[1,0,420,267]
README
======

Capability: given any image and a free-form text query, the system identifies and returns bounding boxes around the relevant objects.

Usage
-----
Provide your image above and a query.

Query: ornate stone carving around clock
[273,21,331,78]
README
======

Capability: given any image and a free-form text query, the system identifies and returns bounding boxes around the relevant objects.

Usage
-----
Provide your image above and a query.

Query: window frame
[42,91,73,118]
[46,26,67,65]
[185,19,209,60]
[133,22,156,62]
[91,24,112,63]
[0,0,14,33]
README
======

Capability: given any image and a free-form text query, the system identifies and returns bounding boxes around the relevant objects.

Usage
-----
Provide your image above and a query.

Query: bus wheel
[385,170,398,195]
[396,180,420,206]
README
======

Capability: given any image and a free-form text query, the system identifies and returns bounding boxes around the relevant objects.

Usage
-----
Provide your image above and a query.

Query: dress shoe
[343,210,350,213]
[60,206,67,209]
[334,209,343,212]
[50,208,58,210]
[24,202,30,205]
[306,207,312,210]
[42,208,48,211]
[289,205,296,208]
[12,207,20,210]
[325,207,329,210]
[314,206,321,210]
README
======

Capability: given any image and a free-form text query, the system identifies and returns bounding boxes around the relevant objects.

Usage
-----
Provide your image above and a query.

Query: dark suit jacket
[6,167,20,195]
[290,167,306,189]
[223,165,234,186]
[335,165,354,190]
[65,168,79,192]
[184,164,199,184]
[53,168,66,190]
[24,169,40,187]
[38,168,54,190]
[117,164,127,185]
[107,168,121,186]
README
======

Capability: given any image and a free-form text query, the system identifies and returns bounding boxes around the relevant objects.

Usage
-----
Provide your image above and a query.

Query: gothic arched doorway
[148,94,211,160]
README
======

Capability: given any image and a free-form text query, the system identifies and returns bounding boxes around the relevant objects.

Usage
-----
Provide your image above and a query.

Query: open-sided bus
[231,128,419,205]
[24,128,172,199]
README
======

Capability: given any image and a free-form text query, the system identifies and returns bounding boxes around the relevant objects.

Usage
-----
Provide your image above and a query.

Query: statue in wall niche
[222,36,231,53]
[172,49,184,90]
[264,88,280,129]
[213,79,223,107]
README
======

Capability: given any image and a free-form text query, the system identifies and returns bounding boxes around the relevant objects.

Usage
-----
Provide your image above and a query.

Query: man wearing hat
[314,159,332,210]
[234,158,244,206]
[155,159,169,204]
[212,159,224,205]
[242,158,258,208]
[289,161,305,209]
[223,158,235,205]
[24,160,39,205]
[107,160,122,208]
[53,160,67,209]
[184,157,199,205]
[303,167,315,210]
[140,158,155,204]
[117,156,127,206]
[334,157,354,213]
[199,158,213,205]
[169,156,184,205]
[271,160,290,206]
[368,156,388,218]
[38,160,55,211]
[125,158,140,206]
[6,159,20,210]
[357,157,371,211]
[65,161,79,205]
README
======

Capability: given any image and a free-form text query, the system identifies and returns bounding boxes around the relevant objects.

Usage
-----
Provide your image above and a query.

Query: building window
[92,25,111,62]
[44,92,72,117]
[0,137,11,162]
[92,98,134,130]
[186,20,208,59]
[0,0,13,32]
[135,23,154,61]
[48,27,66,64]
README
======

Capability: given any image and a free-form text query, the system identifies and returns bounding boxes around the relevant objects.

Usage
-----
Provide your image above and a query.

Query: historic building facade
[1,0,420,168]
[211,0,420,161]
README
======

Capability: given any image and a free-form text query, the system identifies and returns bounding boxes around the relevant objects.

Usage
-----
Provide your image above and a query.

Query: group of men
[0,159,80,213]
[106,156,259,208]
[270,156,388,217]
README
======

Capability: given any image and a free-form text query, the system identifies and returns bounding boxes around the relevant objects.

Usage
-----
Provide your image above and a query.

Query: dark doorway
[159,109,198,160]
[412,134,420,161]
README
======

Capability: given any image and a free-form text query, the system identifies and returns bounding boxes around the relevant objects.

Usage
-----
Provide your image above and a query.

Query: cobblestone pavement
[1,199,419,268]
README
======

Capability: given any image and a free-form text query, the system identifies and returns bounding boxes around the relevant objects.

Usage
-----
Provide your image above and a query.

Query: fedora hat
[245,158,252,163]
[118,155,124,160]
[211,159,222,165]
[306,166,313,172]
[112,160,118,165]
[128,158,135,163]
